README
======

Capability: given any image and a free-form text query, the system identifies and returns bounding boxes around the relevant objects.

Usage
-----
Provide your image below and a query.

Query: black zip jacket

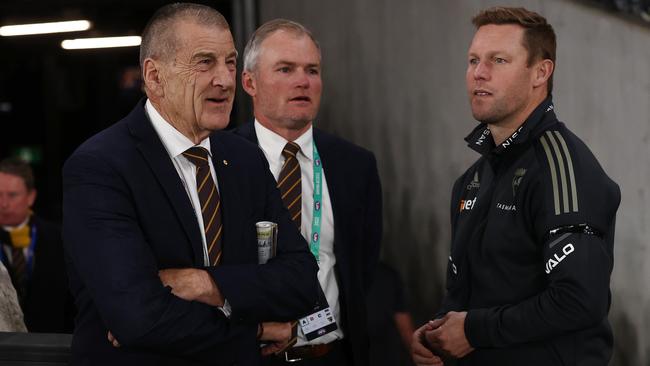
[438,97,620,365]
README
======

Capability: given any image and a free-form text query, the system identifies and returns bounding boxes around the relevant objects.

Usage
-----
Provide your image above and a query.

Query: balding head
[139,3,230,68]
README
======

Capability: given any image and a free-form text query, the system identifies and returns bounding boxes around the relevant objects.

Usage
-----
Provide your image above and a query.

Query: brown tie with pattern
[276,141,302,351]
[277,142,302,227]
[182,146,223,266]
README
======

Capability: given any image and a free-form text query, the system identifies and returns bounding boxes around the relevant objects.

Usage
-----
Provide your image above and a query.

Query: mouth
[206,96,229,105]
[473,89,492,97]
[289,96,311,103]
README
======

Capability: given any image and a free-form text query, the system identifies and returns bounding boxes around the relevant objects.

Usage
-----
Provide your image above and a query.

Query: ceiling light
[0,20,91,36]
[61,36,141,50]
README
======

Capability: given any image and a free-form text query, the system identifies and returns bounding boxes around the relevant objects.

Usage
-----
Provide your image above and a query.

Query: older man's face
[0,173,35,227]
[158,20,237,138]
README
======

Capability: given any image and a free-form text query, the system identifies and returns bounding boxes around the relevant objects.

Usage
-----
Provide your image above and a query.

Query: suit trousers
[263,340,352,366]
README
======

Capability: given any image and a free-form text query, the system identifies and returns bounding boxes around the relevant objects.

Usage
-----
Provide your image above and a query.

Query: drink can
[256,221,277,264]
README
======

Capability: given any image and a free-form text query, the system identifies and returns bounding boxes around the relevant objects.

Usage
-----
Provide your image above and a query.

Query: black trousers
[262,341,352,366]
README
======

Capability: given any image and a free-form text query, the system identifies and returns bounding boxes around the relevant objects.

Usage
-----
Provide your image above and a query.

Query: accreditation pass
[299,307,338,341]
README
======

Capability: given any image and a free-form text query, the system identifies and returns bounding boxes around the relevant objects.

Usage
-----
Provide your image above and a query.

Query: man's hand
[425,311,474,359]
[259,322,293,356]
[159,268,224,306]
[411,322,444,365]
[107,331,120,348]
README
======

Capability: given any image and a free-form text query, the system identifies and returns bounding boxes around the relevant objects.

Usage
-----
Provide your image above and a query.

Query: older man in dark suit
[235,19,382,366]
[62,4,319,366]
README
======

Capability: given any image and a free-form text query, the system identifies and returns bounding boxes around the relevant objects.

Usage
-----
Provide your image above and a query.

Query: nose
[294,69,311,89]
[473,61,490,81]
[211,63,235,90]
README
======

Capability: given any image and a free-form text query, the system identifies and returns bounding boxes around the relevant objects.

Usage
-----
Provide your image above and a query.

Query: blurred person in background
[366,261,415,366]
[0,157,73,333]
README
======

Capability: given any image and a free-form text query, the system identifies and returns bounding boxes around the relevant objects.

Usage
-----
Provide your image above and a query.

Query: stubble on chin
[279,116,312,131]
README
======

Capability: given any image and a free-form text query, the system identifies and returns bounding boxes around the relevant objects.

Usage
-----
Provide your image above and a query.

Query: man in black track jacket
[411,7,620,366]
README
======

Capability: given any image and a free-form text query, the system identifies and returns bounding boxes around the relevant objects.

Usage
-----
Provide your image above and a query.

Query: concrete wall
[257,1,650,364]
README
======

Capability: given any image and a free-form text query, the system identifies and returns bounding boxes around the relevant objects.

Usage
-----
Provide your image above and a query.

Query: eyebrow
[192,50,238,61]
[273,60,320,68]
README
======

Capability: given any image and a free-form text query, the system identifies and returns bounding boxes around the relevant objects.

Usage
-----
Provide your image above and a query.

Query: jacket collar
[465,96,557,156]
[126,98,205,265]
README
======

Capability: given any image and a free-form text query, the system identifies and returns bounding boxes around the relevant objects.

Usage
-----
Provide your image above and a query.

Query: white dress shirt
[254,120,343,345]
[145,100,230,315]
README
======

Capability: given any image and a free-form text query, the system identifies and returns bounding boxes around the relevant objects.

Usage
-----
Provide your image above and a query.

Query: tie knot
[183,146,210,167]
[282,142,301,159]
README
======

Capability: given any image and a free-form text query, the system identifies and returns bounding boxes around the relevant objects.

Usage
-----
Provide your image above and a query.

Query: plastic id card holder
[299,307,338,341]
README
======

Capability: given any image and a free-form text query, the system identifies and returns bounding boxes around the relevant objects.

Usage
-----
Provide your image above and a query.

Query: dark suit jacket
[234,123,382,366]
[0,215,74,333]
[62,100,319,366]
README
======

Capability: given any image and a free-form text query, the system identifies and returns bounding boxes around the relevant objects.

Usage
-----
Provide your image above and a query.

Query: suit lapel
[210,132,243,262]
[127,102,205,265]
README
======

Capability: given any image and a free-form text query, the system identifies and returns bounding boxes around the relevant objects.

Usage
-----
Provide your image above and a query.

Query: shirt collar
[145,99,212,159]
[254,120,314,161]
[465,95,556,156]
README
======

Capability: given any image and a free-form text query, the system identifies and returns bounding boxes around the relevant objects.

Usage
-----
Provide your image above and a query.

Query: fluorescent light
[0,20,91,36]
[61,36,141,50]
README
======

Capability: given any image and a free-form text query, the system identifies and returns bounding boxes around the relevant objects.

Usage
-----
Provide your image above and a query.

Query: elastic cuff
[465,308,490,348]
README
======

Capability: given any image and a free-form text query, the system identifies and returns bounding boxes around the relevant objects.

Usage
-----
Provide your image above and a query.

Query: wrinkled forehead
[173,20,235,54]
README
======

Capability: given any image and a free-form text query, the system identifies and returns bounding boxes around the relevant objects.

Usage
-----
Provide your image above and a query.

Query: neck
[150,99,209,145]
[256,116,312,142]
[488,93,546,146]
[2,215,30,231]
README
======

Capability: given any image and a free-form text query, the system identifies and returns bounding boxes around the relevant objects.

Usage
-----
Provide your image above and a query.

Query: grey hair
[139,2,230,68]
[243,18,320,72]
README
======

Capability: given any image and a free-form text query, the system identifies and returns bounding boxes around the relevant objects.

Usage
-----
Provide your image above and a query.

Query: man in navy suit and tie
[235,19,382,366]
[63,4,319,365]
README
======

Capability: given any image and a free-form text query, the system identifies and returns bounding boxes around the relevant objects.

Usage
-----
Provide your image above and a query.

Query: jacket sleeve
[63,151,255,362]
[464,135,621,348]
[206,148,320,323]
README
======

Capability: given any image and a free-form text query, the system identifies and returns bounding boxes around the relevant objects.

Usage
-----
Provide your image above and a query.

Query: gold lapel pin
[223,159,228,166]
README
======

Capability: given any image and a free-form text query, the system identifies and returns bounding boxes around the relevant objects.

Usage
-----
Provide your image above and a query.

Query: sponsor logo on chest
[459,197,477,212]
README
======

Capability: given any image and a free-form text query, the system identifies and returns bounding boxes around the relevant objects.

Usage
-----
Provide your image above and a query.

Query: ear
[27,189,36,208]
[532,59,554,89]
[143,58,165,98]
[241,70,256,97]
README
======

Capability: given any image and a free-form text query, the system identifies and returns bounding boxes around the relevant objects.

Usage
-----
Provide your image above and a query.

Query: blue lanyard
[26,225,37,276]
[310,143,323,261]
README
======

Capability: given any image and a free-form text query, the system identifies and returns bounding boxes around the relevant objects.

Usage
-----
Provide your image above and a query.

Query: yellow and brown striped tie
[277,142,302,228]
[277,141,302,350]
[183,146,223,266]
